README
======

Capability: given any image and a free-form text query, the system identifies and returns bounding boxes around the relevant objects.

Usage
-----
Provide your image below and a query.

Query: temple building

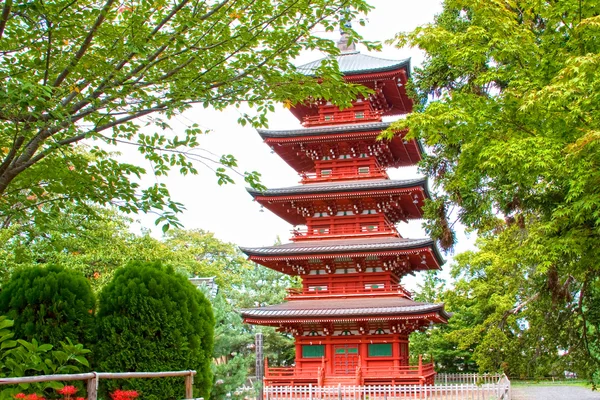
[240,39,449,387]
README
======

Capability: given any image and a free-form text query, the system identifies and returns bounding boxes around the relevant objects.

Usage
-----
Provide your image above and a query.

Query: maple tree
[0,0,374,231]
[390,0,600,381]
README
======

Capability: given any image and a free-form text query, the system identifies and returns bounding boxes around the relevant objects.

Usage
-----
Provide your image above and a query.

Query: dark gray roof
[240,237,434,256]
[247,178,427,197]
[240,236,445,266]
[241,296,448,319]
[296,52,411,77]
[257,122,392,139]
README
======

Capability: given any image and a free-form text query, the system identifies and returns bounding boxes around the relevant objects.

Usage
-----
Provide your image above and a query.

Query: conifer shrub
[0,265,96,348]
[95,261,214,400]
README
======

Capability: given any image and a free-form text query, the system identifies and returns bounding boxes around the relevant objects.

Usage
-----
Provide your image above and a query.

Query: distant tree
[409,271,477,373]
[391,0,600,381]
[95,261,214,400]
[0,265,96,348]
[0,0,375,231]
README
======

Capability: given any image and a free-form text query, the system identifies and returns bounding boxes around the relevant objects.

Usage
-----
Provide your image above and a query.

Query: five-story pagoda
[240,38,449,387]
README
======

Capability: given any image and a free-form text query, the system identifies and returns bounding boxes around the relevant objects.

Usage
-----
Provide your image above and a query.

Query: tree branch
[53,0,117,87]
[0,0,12,41]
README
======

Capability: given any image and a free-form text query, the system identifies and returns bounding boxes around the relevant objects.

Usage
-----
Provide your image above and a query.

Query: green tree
[391,0,600,381]
[0,0,375,231]
[409,271,477,373]
[0,265,96,348]
[95,261,214,400]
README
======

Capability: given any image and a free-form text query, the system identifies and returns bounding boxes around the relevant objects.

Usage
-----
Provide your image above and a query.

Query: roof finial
[337,9,356,53]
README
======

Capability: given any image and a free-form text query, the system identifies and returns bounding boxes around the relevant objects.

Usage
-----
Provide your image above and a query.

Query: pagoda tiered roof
[258,121,394,139]
[241,237,441,260]
[290,52,413,120]
[240,237,444,276]
[242,296,449,323]
[296,52,411,79]
[248,178,428,197]
[258,122,423,172]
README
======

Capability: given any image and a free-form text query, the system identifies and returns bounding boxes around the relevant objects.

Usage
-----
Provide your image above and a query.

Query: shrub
[95,261,214,400]
[0,265,96,348]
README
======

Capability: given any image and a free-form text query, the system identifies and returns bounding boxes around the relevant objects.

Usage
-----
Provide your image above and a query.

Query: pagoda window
[365,283,385,290]
[308,331,320,336]
[367,267,383,273]
[375,328,386,335]
[334,268,357,274]
[308,285,328,292]
[355,111,365,119]
[359,153,368,158]
[309,269,325,275]
[362,209,377,215]
[358,166,370,174]
[341,330,353,336]
[336,211,354,216]
[368,343,392,357]
[324,114,334,121]
[313,226,329,234]
[302,345,325,358]
[361,224,379,232]
[320,169,332,176]
[339,154,351,159]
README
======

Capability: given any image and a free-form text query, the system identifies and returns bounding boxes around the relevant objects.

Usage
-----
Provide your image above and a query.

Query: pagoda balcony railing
[264,362,436,385]
[290,222,398,241]
[302,110,383,127]
[286,285,412,299]
[300,168,388,183]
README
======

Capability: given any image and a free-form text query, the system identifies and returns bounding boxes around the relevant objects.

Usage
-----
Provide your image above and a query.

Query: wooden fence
[0,370,200,400]
[264,374,511,400]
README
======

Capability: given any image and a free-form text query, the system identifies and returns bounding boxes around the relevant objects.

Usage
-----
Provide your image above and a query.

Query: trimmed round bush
[0,265,96,347]
[95,261,214,400]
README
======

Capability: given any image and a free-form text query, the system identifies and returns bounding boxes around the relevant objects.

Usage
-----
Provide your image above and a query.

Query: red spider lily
[110,389,139,400]
[14,394,26,399]
[25,395,45,400]
[58,386,78,396]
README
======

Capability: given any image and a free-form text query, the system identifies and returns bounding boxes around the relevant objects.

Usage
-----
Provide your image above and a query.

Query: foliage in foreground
[391,0,600,381]
[0,316,91,400]
[95,261,214,400]
[0,265,96,349]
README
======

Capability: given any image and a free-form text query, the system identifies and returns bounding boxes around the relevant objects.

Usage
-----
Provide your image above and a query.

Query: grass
[511,379,592,389]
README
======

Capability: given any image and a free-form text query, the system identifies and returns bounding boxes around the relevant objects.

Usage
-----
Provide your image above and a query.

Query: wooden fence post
[87,372,98,400]
[184,371,194,399]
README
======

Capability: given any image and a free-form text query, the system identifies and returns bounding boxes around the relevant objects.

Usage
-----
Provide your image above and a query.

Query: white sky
[128,0,477,290]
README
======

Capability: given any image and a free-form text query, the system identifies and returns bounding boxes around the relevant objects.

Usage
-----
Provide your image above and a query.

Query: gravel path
[512,385,600,400]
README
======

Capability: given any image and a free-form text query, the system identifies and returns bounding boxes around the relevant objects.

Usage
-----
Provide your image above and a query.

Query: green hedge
[0,265,96,348]
[95,261,214,400]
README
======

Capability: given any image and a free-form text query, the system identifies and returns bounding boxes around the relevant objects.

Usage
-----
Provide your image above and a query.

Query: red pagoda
[240,38,449,387]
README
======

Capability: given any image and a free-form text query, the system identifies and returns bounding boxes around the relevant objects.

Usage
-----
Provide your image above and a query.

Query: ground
[512,385,600,400]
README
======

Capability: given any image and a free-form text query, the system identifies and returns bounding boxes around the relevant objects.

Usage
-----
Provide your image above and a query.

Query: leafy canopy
[0,0,375,231]
[390,0,600,380]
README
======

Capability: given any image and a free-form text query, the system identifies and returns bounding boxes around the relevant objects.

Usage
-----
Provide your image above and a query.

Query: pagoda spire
[337,12,356,53]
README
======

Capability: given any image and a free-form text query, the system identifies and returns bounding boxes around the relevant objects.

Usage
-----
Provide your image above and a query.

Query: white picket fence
[264,375,511,400]
[435,374,504,385]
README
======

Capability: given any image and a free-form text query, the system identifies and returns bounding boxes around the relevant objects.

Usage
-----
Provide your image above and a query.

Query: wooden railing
[302,110,382,127]
[0,371,198,400]
[286,285,412,299]
[291,220,398,241]
[265,362,436,384]
[300,169,388,183]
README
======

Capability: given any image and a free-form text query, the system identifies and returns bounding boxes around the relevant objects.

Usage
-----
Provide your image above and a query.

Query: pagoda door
[333,345,359,374]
